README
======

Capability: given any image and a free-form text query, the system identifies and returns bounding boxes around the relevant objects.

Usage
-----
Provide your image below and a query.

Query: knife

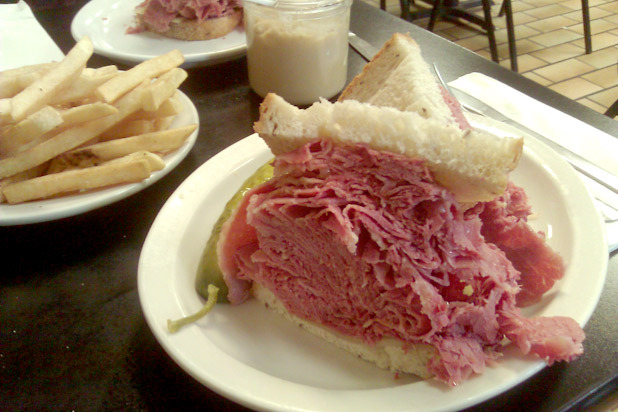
[347,33,618,197]
[444,81,618,197]
[348,32,378,62]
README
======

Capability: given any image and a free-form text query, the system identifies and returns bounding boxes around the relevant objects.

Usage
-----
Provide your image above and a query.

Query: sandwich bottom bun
[137,9,243,41]
[252,282,437,379]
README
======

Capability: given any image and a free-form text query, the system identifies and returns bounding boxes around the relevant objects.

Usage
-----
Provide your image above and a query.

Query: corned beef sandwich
[129,0,243,41]
[214,34,585,386]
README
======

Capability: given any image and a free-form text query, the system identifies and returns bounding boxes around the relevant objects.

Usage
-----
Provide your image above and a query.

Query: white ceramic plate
[138,118,608,412]
[0,91,199,226]
[70,0,246,68]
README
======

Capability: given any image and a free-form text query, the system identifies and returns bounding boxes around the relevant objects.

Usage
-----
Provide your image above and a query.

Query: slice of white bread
[136,7,242,41]
[254,93,523,203]
[252,282,437,379]
[339,33,455,124]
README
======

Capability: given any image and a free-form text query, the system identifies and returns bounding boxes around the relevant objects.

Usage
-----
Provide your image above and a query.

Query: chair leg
[605,99,618,118]
[428,0,516,70]
[581,0,592,54]
[481,0,499,64]
[498,1,506,17]
[400,0,411,21]
[503,0,518,72]
[428,0,443,31]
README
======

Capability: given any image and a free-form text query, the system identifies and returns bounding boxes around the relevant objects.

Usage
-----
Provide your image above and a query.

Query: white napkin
[450,72,618,218]
[0,0,65,71]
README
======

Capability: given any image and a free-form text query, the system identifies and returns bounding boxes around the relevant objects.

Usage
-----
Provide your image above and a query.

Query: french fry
[104,150,165,171]
[0,77,21,100]
[128,92,183,121]
[0,106,63,157]
[143,68,188,111]
[59,102,118,127]
[0,162,49,203]
[7,126,67,159]
[62,125,196,162]
[49,148,167,173]
[0,99,11,124]
[96,49,184,103]
[91,65,119,77]
[0,62,57,99]
[98,119,154,141]
[153,116,175,131]
[49,65,118,105]
[0,44,192,204]
[16,71,48,89]
[0,62,57,80]
[2,158,151,204]
[10,37,94,122]
[0,80,148,179]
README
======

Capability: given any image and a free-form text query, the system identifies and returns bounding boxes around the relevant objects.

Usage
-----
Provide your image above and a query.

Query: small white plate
[70,0,246,68]
[0,91,199,226]
[138,119,607,412]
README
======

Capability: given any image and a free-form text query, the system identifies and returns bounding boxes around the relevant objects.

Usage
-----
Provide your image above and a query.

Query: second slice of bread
[339,33,456,124]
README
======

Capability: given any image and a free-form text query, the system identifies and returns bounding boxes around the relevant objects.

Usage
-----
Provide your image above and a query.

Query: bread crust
[137,9,243,41]
[339,33,420,102]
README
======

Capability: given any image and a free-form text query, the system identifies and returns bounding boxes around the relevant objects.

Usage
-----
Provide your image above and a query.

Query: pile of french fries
[0,36,197,204]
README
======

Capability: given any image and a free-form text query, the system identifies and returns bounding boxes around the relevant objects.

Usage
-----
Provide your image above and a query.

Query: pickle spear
[195,161,274,303]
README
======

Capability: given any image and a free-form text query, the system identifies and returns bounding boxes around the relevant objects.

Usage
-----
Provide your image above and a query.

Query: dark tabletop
[1,1,616,411]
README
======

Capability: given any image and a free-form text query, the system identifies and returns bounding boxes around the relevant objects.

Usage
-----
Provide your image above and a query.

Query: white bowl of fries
[0,37,199,225]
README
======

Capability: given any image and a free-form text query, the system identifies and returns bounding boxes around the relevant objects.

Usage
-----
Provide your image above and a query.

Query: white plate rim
[70,0,247,68]
[0,90,199,226]
[137,120,608,412]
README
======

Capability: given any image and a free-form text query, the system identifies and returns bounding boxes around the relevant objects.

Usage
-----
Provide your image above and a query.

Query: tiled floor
[363,0,618,118]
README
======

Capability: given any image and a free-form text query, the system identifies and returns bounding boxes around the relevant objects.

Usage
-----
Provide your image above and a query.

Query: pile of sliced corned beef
[132,0,242,33]
[220,139,585,386]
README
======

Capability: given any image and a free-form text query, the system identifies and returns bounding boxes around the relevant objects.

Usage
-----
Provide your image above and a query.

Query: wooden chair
[497,0,593,54]
[382,0,591,72]
[427,0,518,72]
[380,0,413,21]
